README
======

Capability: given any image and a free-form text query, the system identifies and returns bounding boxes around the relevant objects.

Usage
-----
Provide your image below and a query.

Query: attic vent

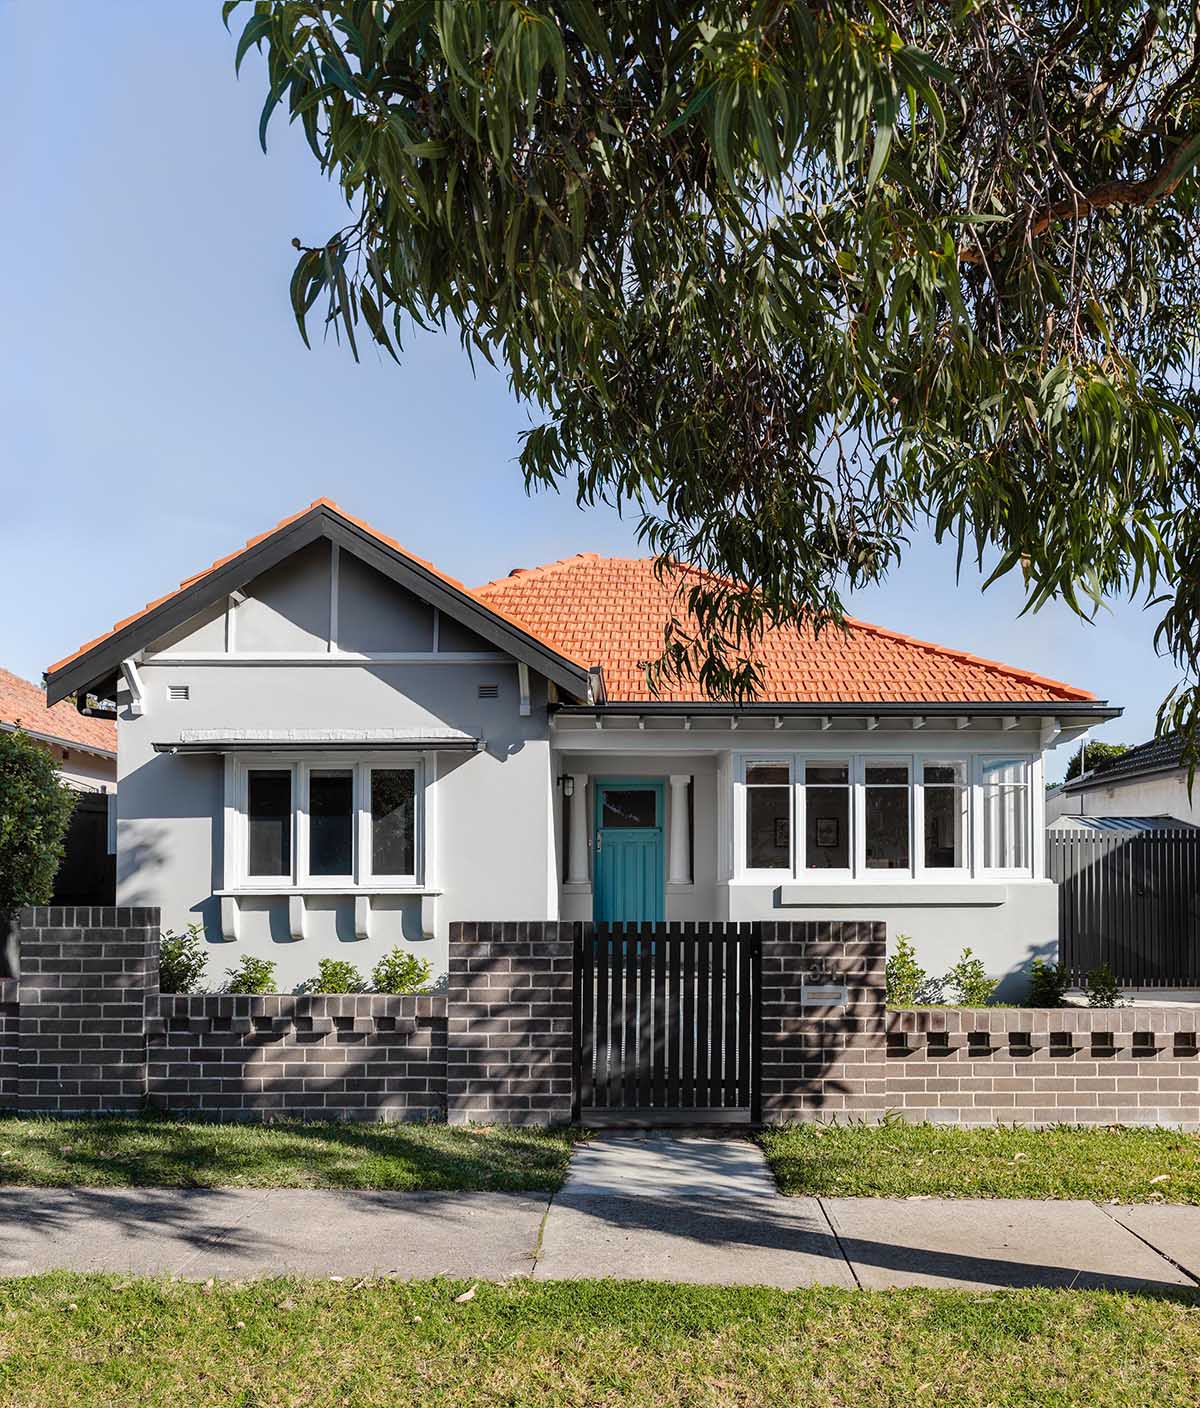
[168,684,190,702]
[477,683,499,700]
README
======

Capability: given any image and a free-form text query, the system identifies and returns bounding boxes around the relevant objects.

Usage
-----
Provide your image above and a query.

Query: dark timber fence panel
[1049,831,1200,986]
[574,922,761,1124]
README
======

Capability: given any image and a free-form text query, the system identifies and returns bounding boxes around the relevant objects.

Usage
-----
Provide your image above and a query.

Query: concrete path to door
[1,1133,1199,1292]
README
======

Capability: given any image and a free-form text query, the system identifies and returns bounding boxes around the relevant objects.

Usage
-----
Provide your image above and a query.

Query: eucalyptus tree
[227,0,1200,747]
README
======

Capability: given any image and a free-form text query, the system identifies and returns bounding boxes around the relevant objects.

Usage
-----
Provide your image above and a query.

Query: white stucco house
[45,499,1118,991]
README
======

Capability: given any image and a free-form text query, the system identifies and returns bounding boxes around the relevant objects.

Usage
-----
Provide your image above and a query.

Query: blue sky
[0,1,1177,781]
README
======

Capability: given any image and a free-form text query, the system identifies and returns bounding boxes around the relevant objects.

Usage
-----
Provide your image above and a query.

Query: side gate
[572,923,762,1125]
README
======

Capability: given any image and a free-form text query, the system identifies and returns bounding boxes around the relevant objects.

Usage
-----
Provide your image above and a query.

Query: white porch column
[567,774,589,884]
[668,774,692,885]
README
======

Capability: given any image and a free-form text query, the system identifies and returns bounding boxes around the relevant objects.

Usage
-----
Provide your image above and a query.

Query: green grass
[760,1122,1200,1202]
[0,1276,1195,1406]
[0,1116,579,1192]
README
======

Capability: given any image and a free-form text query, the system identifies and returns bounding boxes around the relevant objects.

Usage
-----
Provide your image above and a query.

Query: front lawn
[0,1276,1195,1407]
[760,1122,1200,1202]
[0,1117,578,1192]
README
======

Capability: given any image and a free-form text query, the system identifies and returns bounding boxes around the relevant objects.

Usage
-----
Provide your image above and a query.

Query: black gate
[573,923,762,1125]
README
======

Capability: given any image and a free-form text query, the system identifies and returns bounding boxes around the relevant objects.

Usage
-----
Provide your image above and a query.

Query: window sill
[772,880,1049,907]
[217,886,441,897]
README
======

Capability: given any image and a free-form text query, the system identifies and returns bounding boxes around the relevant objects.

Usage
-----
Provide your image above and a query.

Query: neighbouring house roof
[1048,814,1197,832]
[44,500,594,706]
[475,554,1099,706]
[1061,733,1186,793]
[0,668,116,757]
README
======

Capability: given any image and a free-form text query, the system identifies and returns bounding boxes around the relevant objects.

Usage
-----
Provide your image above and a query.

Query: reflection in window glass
[601,789,658,828]
[805,761,849,869]
[982,758,1029,869]
[309,769,354,876]
[247,770,291,877]
[371,769,415,875]
[865,762,910,870]
[746,763,790,868]
[923,761,967,869]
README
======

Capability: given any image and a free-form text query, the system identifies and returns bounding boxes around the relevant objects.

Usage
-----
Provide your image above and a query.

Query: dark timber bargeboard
[573,923,761,1125]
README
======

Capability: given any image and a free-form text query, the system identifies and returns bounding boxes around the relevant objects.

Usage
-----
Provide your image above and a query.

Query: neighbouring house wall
[7,910,1200,1128]
[1051,771,1200,827]
[115,546,558,989]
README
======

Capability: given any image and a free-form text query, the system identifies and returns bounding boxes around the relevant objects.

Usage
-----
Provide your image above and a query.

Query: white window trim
[223,751,428,893]
[732,748,1036,883]
[858,755,914,880]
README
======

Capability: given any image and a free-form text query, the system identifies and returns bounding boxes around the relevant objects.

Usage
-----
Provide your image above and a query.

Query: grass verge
[0,1116,579,1192]
[760,1122,1200,1202]
[0,1276,1196,1407]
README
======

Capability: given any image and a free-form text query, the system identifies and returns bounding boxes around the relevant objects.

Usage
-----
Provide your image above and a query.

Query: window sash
[980,757,1030,872]
[742,758,793,872]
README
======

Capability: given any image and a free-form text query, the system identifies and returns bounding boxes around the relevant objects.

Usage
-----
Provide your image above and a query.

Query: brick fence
[6,909,1200,1127]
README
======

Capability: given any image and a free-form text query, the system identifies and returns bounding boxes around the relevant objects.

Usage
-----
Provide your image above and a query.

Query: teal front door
[593,781,664,925]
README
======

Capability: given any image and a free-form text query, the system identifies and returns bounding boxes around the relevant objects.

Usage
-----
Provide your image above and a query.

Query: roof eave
[553,700,1119,719]
[0,720,117,761]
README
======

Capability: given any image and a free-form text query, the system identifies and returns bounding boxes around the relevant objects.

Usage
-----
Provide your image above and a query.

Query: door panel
[594,782,664,924]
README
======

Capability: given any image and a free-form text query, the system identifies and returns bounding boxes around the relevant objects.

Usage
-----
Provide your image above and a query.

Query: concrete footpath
[1,1133,1199,1292]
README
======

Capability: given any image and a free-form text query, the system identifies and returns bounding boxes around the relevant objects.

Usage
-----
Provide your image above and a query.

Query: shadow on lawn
[0,1114,573,1192]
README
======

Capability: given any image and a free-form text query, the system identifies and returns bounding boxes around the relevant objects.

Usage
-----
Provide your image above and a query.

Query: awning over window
[153,728,481,754]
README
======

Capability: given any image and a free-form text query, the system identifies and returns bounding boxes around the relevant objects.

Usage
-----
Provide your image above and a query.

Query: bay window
[231,756,422,889]
[735,749,1034,881]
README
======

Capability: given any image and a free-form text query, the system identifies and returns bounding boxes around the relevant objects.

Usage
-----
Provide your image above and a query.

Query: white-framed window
[801,759,851,873]
[918,759,969,875]
[742,758,793,872]
[229,754,424,890]
[980,756,1030,873]
[733,749,1033,882]
[862,758,912,874]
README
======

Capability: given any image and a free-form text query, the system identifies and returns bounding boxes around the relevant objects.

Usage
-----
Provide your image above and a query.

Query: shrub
[1086,962,1126,1008]
[223,955,277,995]
[371,947,433,995]
[0,729,77,923]
[1027,957,1070,1008]
[885,935,944,1007]
[943,947,998,1007]
[159,923,208,994]
[302,957,367,994]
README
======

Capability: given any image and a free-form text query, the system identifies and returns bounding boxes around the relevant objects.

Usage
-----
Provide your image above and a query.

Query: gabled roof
[475,554,1099,705]
[1062,733,1185,792]
[44,500,593,706]
[0,668,116,756]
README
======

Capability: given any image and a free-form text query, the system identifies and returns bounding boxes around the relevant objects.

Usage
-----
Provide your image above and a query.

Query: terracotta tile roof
[0,668,116,754]
[475,555,1097,704]
[47,498,589,678]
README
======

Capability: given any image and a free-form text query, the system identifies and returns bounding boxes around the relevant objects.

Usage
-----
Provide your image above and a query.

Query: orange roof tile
[475,555,1096,704]
[0,668,116,754]
[47,499,589,679]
